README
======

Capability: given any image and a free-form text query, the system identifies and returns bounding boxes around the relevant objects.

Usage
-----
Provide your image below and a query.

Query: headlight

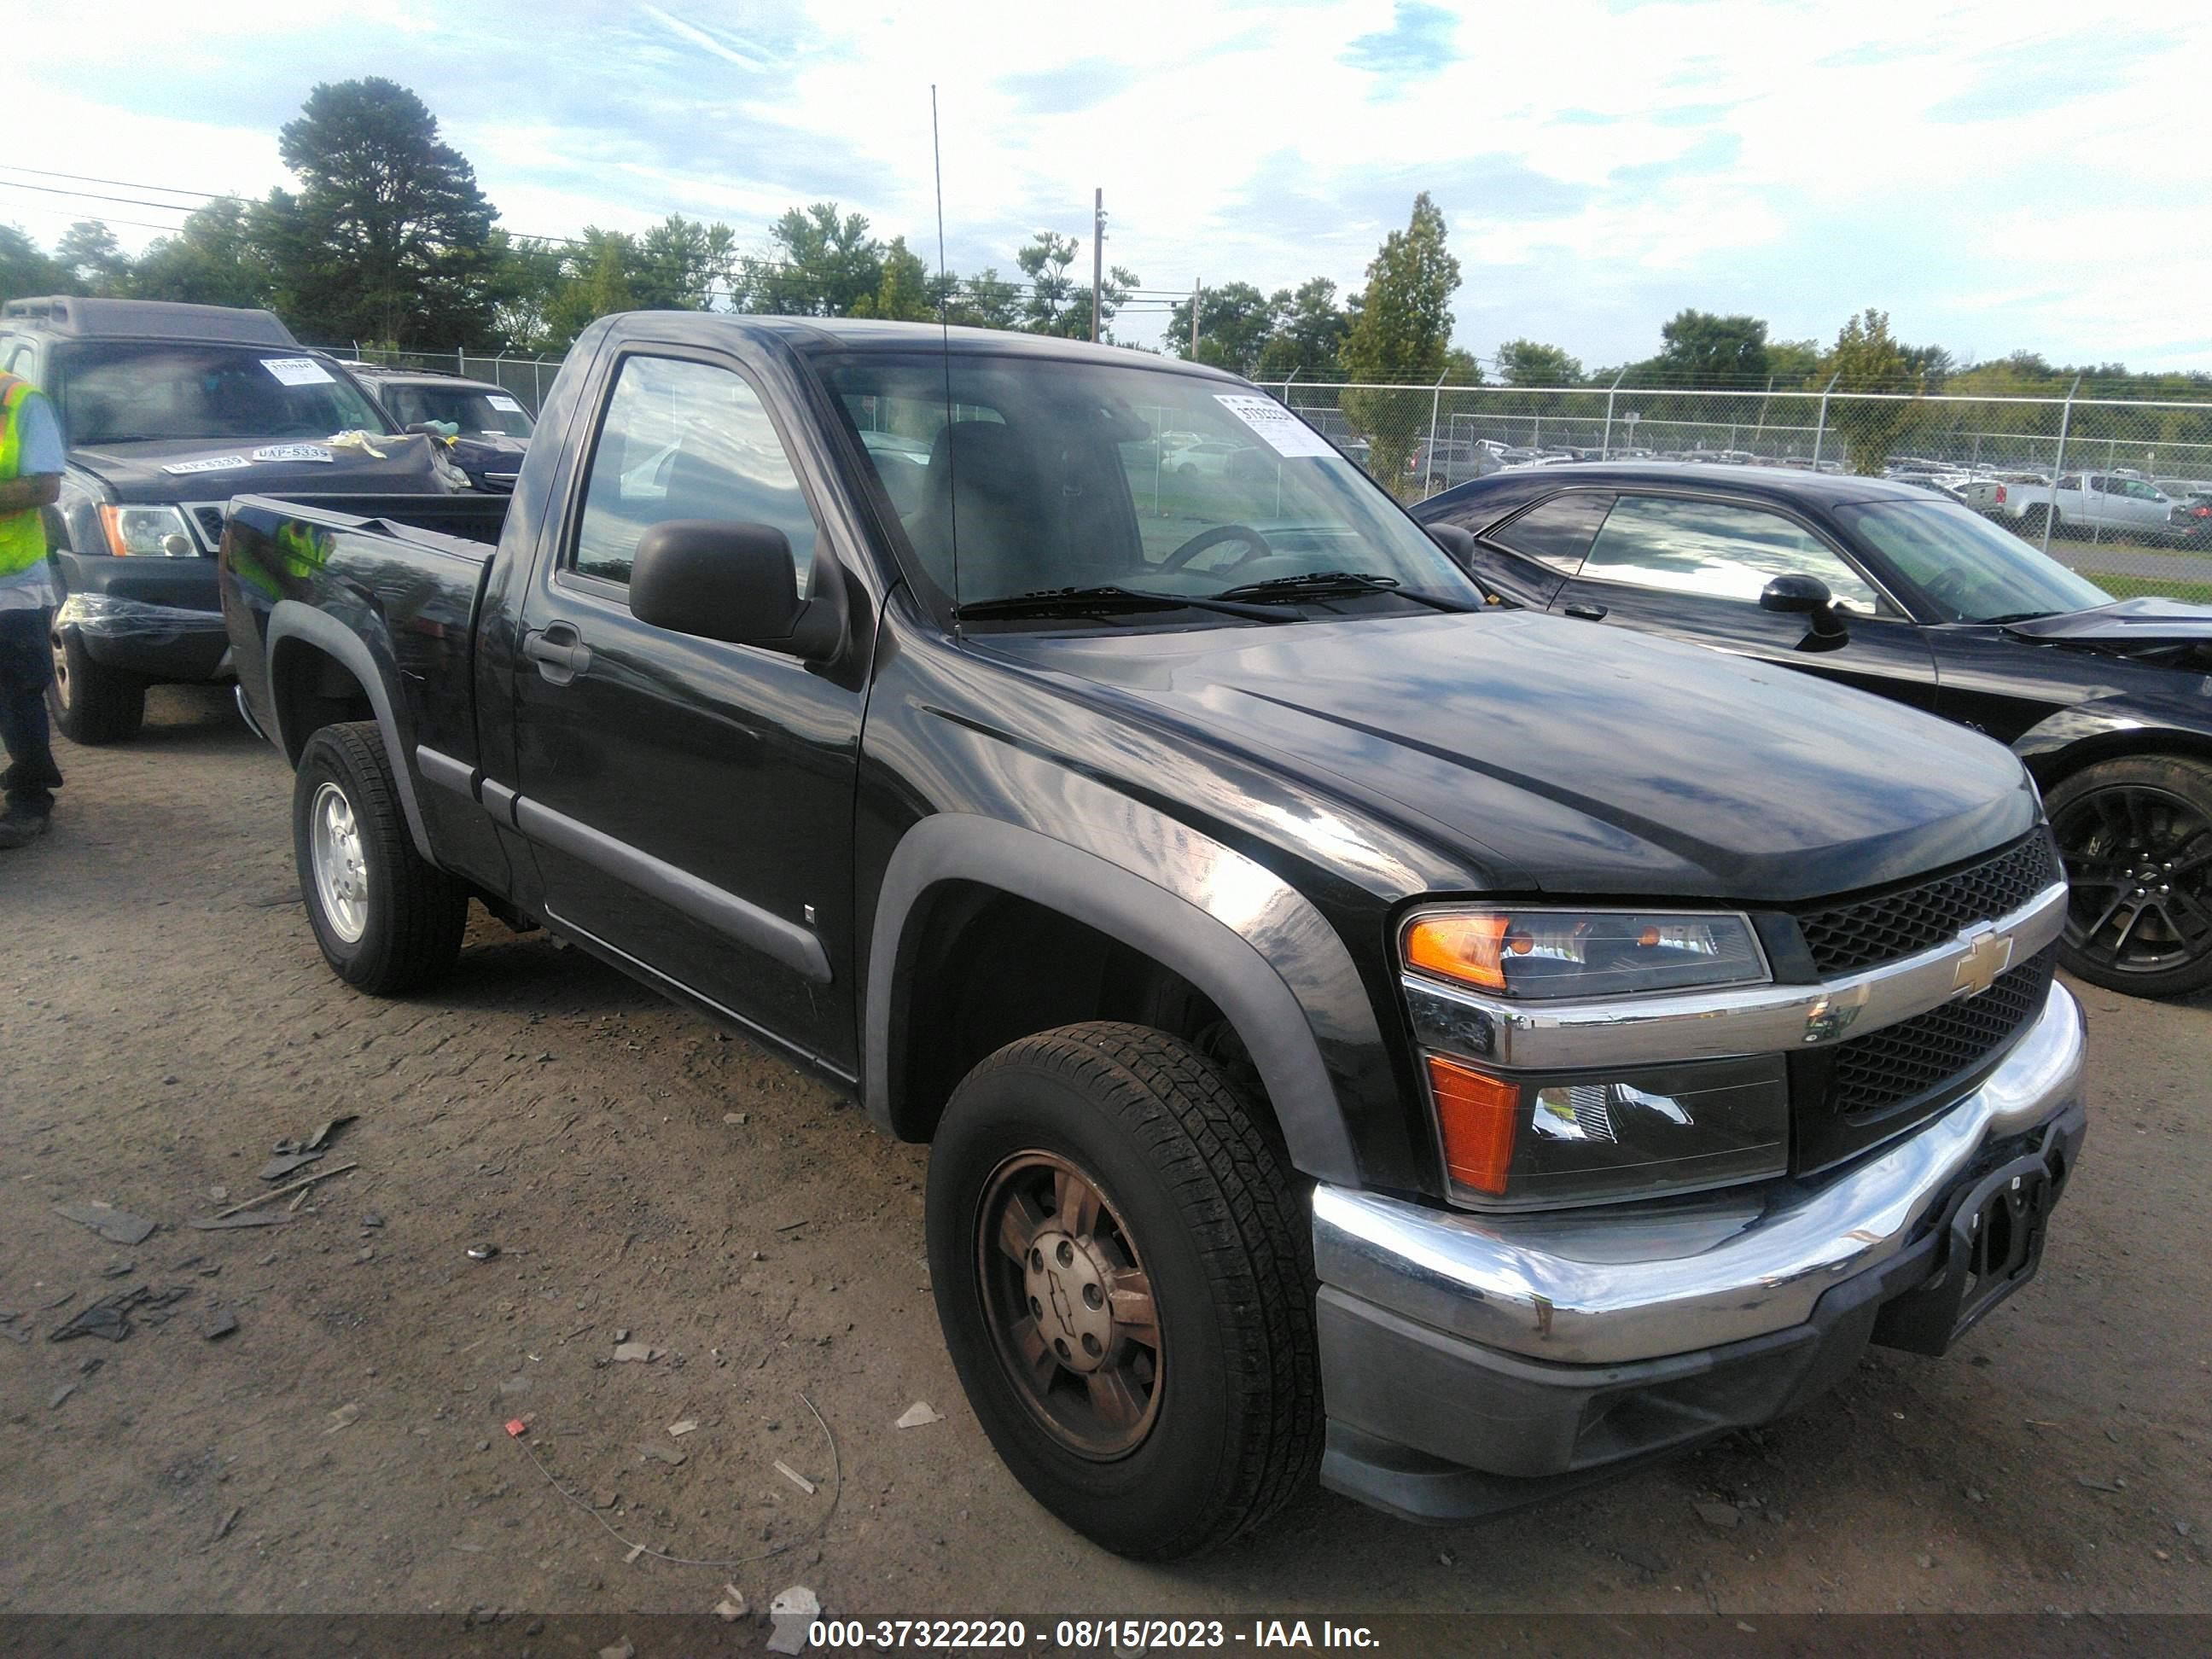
[1404,906,1781,1207]
[98,504,197,557]
[1403,907,1767,1000]
[1426,1052,1789,1208]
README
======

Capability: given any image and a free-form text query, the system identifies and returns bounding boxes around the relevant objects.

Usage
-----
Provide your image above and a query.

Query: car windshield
[819,350,1479,620]
[49,341,387,445]
[1836,499,2114,623]
[378,381,535,438]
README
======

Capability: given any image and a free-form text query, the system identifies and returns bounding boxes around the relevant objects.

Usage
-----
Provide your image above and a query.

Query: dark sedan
[1417,463,2212,998]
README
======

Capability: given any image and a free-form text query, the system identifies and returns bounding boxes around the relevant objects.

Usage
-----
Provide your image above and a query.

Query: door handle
[523,625,592,684]
[1563,602,1609,621]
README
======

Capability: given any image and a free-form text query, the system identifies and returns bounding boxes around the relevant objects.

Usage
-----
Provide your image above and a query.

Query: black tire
[2048,754,2212,998]
[926,1022,1320,1559]
[46,623,146,746]
[292,721,468,994]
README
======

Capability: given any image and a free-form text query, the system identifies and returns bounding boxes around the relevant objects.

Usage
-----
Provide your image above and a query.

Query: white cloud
[7,0,2209,369]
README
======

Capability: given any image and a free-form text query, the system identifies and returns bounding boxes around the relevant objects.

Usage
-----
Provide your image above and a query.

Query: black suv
[0,296,456,743]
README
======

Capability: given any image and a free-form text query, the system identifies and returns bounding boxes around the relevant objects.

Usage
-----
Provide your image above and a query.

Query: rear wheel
[292,721,468,994]
[926,1022,1320,1559]
[2049,754,2212,998]
[47,623,146,746]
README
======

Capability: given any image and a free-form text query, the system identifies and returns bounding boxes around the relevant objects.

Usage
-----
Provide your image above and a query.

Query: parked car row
[0,295,533,743]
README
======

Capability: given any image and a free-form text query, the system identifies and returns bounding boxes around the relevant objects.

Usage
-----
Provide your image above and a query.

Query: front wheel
[47,624,146,745]
[926,1023,1320,1559]
[2049,754,2212,998]
[292,721,468,994]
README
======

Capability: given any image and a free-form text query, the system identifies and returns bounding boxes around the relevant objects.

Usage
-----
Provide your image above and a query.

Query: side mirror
[1426,521,1477,567]
[1760,573,1849,643]
[629,520,843,660]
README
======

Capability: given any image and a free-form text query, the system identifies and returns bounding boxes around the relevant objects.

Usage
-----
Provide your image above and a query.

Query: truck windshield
[49,342,388,446]
[1836,499,2114,623]
[819,351,1480,620]
[377,381,535,439]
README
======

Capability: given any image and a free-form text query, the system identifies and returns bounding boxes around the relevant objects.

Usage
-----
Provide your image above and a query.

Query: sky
[9,0,2211,372]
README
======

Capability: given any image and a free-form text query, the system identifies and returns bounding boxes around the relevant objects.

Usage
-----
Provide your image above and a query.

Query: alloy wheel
[975,1150,1162,1460]
[308,781,370,944]
[2053,783,2212,978]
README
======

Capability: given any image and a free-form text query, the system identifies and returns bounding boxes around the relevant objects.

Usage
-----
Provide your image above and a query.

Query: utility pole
[1190,278,1201,358]
[1091,189,1103,344]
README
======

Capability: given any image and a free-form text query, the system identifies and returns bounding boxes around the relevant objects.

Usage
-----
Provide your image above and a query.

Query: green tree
[631,215,736,311]
[55,220,131,295]
[1653,309,1769,386]
[1495,338,1580,387]
[1766,336,1823,387]
[1254,277,1350,381]
[738,203,882,317]
[255,78,500,347]
[541,229,637,346]
[1164,281,1277,374]
[0,225,64,306]
[946,266,1020,330]
[483,234,570,352]
[1339,192,1462,486]
[1823,307,1924,474]
[1012,230,1138,340]
[850,236,936,321]
[129,201,272,310]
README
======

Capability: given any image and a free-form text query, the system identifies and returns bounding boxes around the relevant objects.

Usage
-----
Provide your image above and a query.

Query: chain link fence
[1266,379,2212,597]
[312,345,568,413]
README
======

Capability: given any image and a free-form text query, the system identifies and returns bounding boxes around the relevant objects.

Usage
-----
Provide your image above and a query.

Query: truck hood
[988,609,2037,902]
[66,434,458,504]
[2005,596,2212,646]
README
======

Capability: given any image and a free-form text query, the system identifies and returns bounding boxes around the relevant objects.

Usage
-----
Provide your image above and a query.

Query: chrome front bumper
[1315,980,2086,1368]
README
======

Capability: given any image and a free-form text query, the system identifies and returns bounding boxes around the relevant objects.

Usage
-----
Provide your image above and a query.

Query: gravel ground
[1,684,2207,1626]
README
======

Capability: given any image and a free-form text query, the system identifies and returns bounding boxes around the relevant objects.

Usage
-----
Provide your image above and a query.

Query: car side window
[1580,494,1886,613]
[1482,492,1615,573]
[573,354,819,594]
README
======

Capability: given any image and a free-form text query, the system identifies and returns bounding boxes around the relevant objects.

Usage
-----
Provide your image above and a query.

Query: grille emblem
[1951,925,2015,999]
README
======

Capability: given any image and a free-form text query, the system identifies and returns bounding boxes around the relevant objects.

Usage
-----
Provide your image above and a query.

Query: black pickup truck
[219,314,2088,1559]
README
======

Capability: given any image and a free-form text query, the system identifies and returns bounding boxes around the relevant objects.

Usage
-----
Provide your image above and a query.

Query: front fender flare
[865,812,1376,1186]
[266,598,435,863]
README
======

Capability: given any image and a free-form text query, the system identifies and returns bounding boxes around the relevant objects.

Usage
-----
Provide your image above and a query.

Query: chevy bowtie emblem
[1952,925,2015,999]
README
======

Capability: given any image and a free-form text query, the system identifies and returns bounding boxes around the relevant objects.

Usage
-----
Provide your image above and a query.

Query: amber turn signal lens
[1426,1055,1520,1196]
[1405,914,1511,990]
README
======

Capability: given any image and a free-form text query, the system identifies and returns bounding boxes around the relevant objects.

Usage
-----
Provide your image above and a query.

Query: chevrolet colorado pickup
[219,314,2088,1559]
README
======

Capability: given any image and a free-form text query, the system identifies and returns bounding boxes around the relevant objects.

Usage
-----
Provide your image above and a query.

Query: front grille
[1796,832,2061,975]
[1828,946,2056,1119]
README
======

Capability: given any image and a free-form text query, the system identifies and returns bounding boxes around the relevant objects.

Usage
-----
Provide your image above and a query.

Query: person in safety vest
[0,366,67,849]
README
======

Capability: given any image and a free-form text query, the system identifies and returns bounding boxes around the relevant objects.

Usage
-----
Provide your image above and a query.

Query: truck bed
[228,490,510,558]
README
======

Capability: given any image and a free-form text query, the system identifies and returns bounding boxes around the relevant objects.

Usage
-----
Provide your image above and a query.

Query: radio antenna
[932,84,961,634]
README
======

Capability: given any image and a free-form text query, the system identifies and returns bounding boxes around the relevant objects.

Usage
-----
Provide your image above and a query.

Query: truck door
[1545,491,1941,710]
[506,346,865,1074]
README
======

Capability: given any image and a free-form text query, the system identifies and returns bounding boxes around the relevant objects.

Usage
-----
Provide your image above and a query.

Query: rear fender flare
[265,598,434,862]
[865,809,1376,1187]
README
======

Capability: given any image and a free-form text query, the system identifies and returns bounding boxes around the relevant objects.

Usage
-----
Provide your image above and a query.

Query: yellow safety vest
[0,373,51,578]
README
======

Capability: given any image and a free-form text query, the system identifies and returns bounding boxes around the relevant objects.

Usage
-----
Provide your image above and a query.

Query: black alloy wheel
[2049,755,2212,997]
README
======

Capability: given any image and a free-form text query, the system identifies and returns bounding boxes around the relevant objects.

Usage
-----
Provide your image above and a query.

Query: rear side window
[1485,492,1615,573]
[571,354,818,593]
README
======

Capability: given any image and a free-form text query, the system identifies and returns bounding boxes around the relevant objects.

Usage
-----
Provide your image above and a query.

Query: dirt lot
[2,684,2208,1626]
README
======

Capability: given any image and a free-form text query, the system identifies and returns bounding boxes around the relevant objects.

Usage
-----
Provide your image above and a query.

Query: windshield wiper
[1214,569,1476,614]
[1985,610,2060,625]
[953,585,1291,623]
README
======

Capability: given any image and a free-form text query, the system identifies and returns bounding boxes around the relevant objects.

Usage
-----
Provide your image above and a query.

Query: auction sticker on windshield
[251,445,335,463]
[160,455,252,475]
[1214,393,1336,458]
[486,394,524,413]
[260,358,336,387]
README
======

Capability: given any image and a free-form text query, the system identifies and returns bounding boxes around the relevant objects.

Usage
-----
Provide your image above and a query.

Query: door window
[572,355,819,593]
[1579,495,1886,613]
[1483,492,1615,573]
